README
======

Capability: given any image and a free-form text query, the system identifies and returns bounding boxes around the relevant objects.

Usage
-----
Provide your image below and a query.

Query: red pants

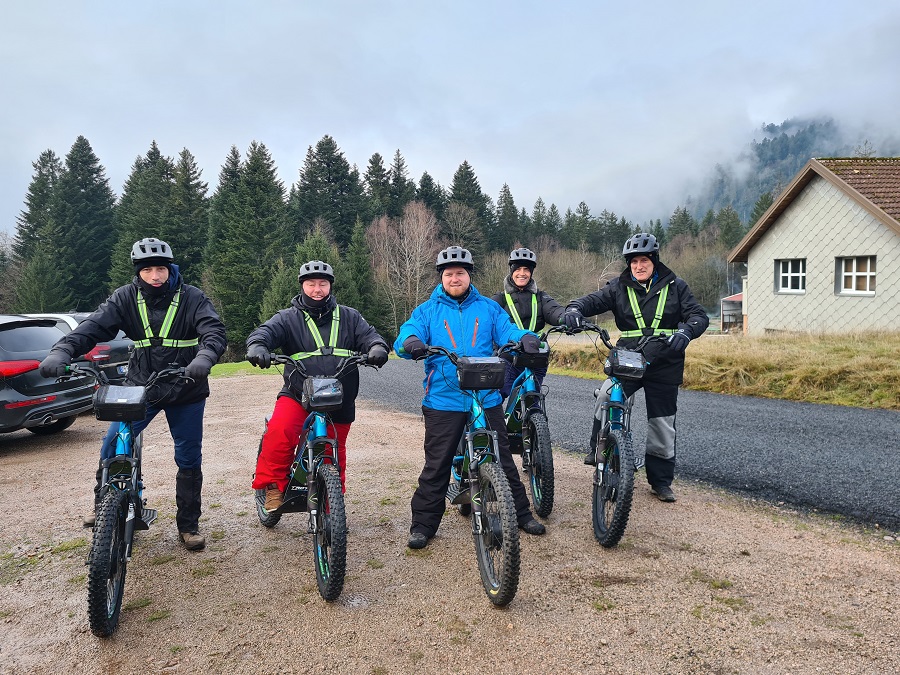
[252,396,351,493]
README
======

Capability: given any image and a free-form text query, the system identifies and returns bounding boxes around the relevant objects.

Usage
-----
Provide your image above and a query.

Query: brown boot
[179,531,206,551]
[264,483,284,512]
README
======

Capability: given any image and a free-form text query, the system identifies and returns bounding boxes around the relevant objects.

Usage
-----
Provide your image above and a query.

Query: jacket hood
[619,260,675,291]
[290,292,337,320]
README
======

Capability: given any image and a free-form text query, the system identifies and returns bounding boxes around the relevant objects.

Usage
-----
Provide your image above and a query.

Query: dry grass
[549,331,900,410]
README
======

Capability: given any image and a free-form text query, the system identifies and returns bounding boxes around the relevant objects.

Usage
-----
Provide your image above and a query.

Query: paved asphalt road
[359,358,900,531]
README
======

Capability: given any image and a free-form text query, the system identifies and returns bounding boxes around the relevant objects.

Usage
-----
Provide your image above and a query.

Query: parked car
[24,312,133,385]
[0,315,95,435]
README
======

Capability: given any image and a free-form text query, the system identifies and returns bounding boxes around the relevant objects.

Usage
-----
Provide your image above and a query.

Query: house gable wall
[746,176,900,335]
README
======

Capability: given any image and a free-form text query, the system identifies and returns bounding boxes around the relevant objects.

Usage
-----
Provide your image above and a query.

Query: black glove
[367,344,389,367]
[563,308,584,330]
[667,330,690,353]
[520,333,540,354]
[403,336,428,360]
[247,343,271,369]
[185,354,215,380]
[39,351,70,378]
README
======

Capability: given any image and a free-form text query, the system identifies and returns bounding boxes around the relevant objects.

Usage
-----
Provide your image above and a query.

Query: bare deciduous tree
[367,201,440,335]
[442,201,485,259]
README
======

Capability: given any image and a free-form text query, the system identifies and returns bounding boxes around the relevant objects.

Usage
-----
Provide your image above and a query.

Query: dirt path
[1,374,898,674]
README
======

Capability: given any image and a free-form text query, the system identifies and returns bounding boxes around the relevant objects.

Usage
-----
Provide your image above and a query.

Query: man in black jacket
[246,260,388,511]
[563,234,708,502]
[40,238,227,550]
[491,247,565,398]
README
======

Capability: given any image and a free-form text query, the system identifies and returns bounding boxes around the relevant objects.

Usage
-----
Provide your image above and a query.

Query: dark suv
[0,315,95,435]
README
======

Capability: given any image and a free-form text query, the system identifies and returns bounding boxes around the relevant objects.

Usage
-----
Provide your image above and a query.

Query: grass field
[212,332,899,410]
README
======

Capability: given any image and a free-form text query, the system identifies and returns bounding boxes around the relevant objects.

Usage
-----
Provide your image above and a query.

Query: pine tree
[387,149,416,219]
[416,171,447,222]
[290,135,367,249]
[14,149,62,264]
[340,217,390,337]
[449,161,493,246]
[650,218,666,247]
[668,206,697,238]
[546,204,563,237]
[716,205,744,249]
[13,229,74,312]
[0,232,16,312]
[518,207,531,244]
[163,148,209,284]
[530,197,547,241]
[364,153,390,218]
[211,141,287,351]
[109,142,175,288]
[207,145,242,272]
[51,136,117,310]
[749,191,774,227]
[492,184,518,252]
[258,258,298,323]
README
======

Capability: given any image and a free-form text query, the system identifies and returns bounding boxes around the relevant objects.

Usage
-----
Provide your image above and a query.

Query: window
[837,256,876,295]
[775,259,806,293]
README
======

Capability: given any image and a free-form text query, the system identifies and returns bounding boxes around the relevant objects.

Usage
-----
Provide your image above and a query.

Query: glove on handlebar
[367,344,389,367]
[403,336,428,361]
[520,333,540,354]
[39,351,70,378]
[563,308,584,330]
[667,329,690,353]
[185,354,215,380]
[246,343,271,369]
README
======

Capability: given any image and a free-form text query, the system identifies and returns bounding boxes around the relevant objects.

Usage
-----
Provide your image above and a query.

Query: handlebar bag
[512,343,550,369]
[604,348,646,380]
[93,385,148,422]
[301,377,344,412]
[457,356,506,390]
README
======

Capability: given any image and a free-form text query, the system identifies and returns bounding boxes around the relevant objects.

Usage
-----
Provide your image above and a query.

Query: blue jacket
[394,284,534,411]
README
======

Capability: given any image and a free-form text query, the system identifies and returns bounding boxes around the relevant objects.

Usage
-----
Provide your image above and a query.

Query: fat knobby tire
[313,465,347,601]
[592,429,635,548]
[525,413,554,518]
[473,462,520,606]
[87,490,129,637]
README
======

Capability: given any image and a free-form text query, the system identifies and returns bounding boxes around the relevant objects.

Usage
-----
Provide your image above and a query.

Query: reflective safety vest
[504,292,537,331]
[619,283,676,338]
[134,289,199,349]
[290,307,354,360]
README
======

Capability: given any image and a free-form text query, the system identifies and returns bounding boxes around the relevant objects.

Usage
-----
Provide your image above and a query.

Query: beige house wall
[745,176,900,335]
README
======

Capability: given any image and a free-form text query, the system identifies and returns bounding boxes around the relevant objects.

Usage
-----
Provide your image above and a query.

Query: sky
[2,0,900,240]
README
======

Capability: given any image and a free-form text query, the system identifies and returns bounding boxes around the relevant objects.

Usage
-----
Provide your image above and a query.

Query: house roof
[721,293,742,302]
[727,157,900,262]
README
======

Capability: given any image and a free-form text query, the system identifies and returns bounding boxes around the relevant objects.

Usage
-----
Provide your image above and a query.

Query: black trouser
[590,378,679,489]
[411,405,534,537]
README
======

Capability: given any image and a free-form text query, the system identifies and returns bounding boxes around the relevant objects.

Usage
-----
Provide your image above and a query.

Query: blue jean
[100,399,206,470]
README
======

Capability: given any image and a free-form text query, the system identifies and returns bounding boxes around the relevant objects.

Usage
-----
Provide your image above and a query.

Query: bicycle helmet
[436,245,474,272]
[508,247,537,270]
[297,260,335,284]
[131,237,174,270]
[622,233,659,260]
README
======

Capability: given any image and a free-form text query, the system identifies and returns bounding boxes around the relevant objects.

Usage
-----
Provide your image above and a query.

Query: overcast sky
[2,1,899,239]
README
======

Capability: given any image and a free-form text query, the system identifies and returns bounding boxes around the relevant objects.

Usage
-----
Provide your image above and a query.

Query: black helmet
[436,246,474,272]
[508,247,536,270]
[131,237,173,271]
[297,260,335,284]
[622,233,659,260]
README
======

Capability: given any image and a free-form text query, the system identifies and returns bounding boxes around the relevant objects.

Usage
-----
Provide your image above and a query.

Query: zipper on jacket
[471,316,479,347]
[443,319,458,348]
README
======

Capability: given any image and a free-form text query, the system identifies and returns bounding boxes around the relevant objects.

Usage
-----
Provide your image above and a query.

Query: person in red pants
[246,261,388,510]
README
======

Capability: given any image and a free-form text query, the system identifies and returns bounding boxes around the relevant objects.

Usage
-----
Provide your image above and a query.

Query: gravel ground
[0,373,898,674]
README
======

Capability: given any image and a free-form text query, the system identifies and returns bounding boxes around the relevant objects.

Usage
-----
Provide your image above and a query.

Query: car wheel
[27,416,76,435]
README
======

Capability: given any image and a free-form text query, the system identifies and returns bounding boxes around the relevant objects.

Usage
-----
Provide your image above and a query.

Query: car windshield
[0,325,65,353]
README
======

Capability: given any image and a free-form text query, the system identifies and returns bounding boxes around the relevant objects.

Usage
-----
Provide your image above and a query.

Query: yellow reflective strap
[294,307,346,359]
[134,289,196,349]
[504,293,537,331]
[624,283,673,337]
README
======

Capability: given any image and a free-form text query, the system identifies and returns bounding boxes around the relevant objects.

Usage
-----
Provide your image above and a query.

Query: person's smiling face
[441,266,471,298]
[629,255,654,283]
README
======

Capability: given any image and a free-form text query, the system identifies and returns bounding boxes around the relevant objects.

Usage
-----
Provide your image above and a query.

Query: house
[727,157,900,335]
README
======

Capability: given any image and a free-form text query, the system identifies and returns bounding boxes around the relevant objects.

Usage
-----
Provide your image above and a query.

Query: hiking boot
[407,532,430,549]
[179,531,206,551]
[264,484,284,512]
[584,450,596,465]
[650,485,677,502]
[520,519,546,535]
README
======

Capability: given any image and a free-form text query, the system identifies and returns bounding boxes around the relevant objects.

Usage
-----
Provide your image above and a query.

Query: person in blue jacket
[394,245,546,549]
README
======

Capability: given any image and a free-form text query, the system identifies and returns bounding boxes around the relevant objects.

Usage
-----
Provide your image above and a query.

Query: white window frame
[775,258,806,294]
[837,256,876,296]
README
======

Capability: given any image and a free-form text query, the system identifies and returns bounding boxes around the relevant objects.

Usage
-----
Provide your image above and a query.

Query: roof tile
[817,157,900,222]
